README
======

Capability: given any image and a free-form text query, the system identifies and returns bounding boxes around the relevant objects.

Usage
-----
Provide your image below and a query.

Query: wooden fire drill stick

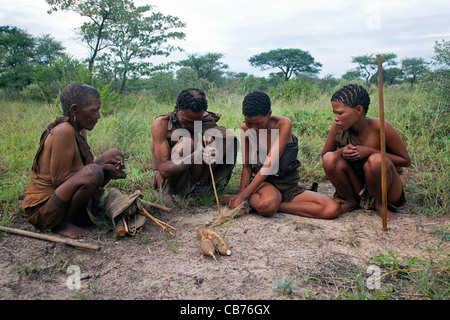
[203,135,221,215]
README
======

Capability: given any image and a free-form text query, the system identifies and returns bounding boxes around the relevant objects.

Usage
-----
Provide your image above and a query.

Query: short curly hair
[175,88,208,113]
[60,82,101,116]
[242,91,271,117]
[331,84,370,114]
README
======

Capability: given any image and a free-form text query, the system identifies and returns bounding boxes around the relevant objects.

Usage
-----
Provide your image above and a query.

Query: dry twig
[138,205,176,237]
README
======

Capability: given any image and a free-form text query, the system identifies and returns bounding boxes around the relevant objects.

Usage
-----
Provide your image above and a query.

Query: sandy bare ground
[0,182,448,303]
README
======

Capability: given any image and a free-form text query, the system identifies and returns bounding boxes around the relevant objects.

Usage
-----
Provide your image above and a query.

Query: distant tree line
[0,0,448,104]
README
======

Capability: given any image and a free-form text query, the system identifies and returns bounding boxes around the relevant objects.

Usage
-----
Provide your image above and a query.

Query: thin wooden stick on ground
[138,205,176,237]
[0,226,101,251]
[139,200,172,213]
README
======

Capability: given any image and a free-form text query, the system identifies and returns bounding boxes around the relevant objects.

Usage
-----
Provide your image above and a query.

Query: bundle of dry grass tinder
[185,202,247,229]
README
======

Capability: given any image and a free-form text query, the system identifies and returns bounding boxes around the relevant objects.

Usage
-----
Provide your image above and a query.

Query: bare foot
[163,192,175,208]
[339,200,359,214]
[375,203,398,221]
[54,223,90,239]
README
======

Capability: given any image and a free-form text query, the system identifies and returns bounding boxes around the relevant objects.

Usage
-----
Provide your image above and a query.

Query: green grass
[0,83,448,219]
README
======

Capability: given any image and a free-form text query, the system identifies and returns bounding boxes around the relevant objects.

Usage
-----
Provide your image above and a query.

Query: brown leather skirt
[23,192,69,231]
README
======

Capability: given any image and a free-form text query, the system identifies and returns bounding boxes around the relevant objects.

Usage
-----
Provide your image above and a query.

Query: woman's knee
[322,152,348,173]
[364,154,394,175]
[322,152,339,169]
[321,200,341,219]
[252,196,279,216]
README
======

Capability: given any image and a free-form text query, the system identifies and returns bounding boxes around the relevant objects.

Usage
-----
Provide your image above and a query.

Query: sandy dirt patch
[0,183,447,302]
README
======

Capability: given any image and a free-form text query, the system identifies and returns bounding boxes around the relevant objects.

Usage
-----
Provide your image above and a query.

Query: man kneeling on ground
[151,88,238,207]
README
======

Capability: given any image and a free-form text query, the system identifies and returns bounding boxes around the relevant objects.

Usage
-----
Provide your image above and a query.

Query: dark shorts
[265,171,306,203]
[23,192,69,231]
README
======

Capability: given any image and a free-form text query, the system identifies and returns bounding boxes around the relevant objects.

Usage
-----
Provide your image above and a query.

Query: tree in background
[249,48,322,82]
[427,39,450,106]
[46,0,186,92]
[432,39,450,70]
[401,58,429,87]
[178,53,229,84]
[237,75,270,94]
[350,54,373,88]
[34,34,66,67]
[175,68,212,92]
[46,0,134,72]
[99,7,186,93]
[342,69,362,81]
[381,67,404,85]
[0,26,35,93]
[32,55,92,101]
[351,53,397,89]
[0,25,91,100]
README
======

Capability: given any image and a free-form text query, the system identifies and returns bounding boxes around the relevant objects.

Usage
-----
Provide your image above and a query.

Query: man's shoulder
[152,114,170,127]
[151,114,170,137]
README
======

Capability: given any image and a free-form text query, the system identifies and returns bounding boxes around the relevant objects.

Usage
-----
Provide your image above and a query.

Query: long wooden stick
[0,226,101,251]
[377,54,388,231]
[203,136,221,215]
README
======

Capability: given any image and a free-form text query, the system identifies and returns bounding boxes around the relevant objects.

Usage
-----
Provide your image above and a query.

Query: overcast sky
[1,0,449,77]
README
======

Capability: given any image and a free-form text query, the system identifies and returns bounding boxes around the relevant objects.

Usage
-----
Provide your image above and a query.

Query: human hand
[219,193,245,209]
[108,155,125,170]
[219,194,237,206]
[354,145,371,160]
[231,194,246,209]
[98,149,125,169]
[342,144,360,161]
[101,163,127,179]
